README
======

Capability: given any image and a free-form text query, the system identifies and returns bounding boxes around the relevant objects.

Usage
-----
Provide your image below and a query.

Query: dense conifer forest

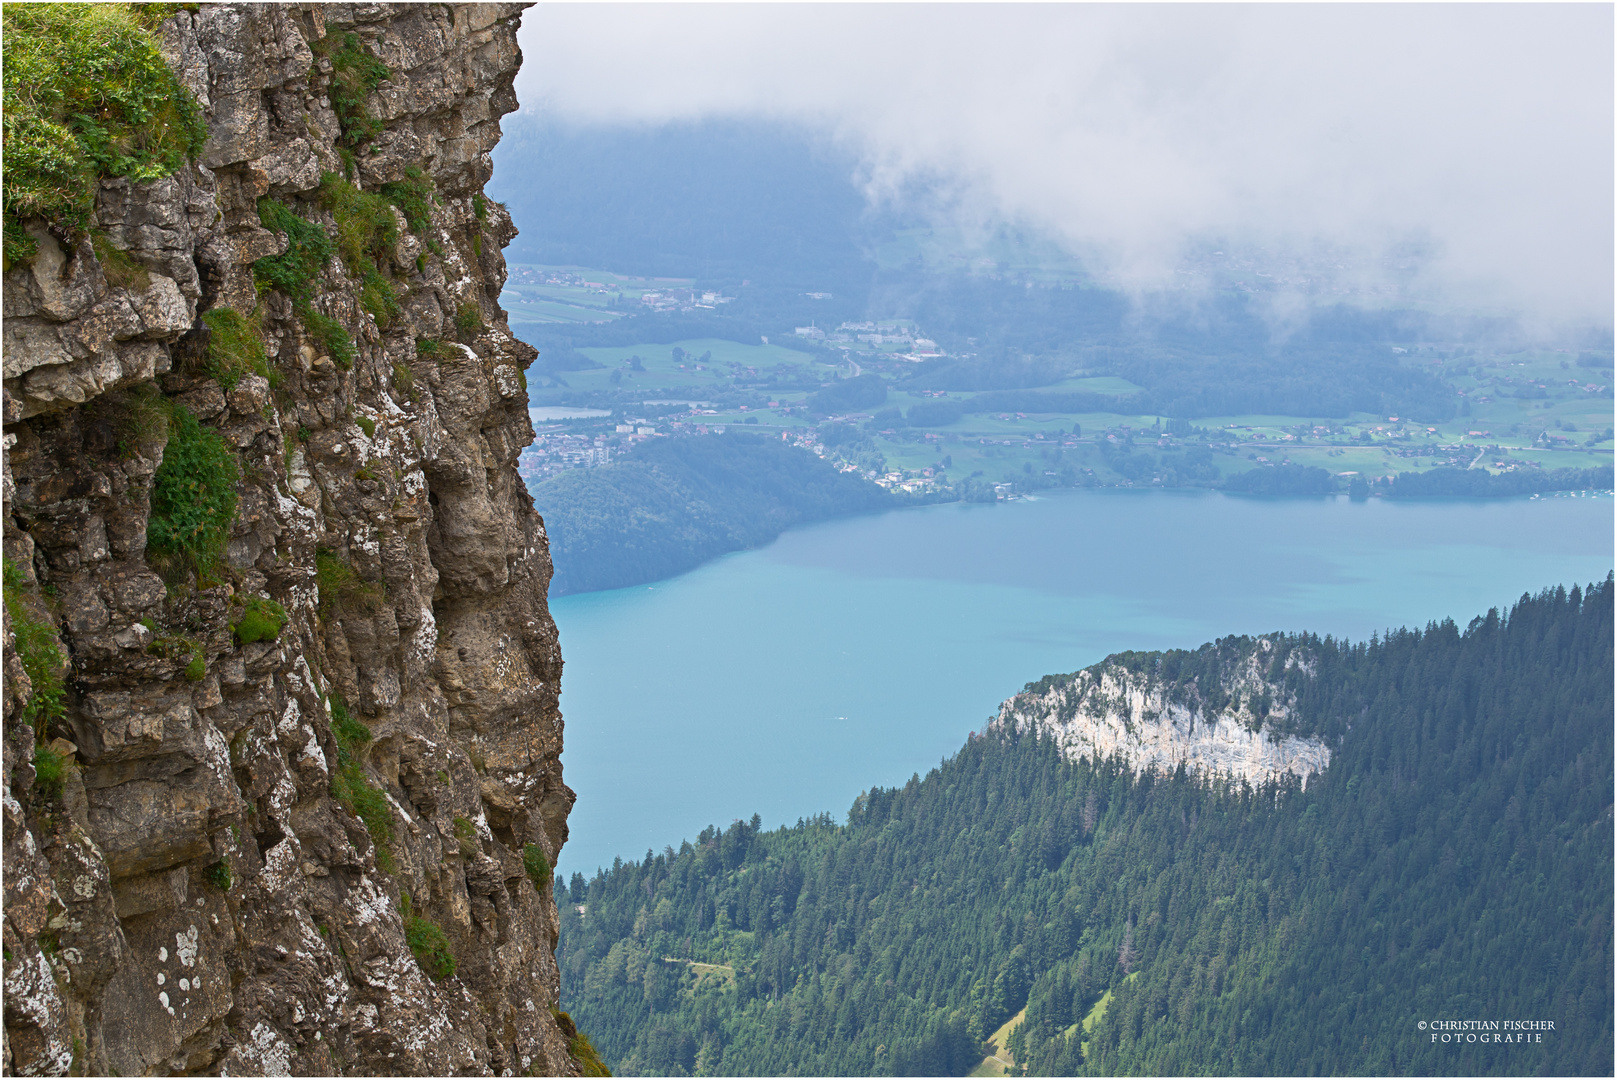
[1382,465,1614,498]
[556,580,1613,1076]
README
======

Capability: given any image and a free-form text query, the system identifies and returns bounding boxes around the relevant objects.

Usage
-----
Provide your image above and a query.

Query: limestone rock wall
[995,640,1332,789]
[2,5,580,1074]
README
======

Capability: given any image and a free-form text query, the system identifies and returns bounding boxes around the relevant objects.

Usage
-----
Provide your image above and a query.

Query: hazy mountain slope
[489,116,880,292]
[530,432,891,595]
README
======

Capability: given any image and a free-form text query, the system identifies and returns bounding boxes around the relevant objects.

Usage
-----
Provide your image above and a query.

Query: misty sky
[512,4,1612,329]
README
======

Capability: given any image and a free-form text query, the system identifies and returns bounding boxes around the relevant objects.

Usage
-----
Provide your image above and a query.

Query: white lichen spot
[411,608,439,664]
[299,726,328,775]
[73,875,95,899]
[159,946,168,962]
[354,524,381,559]
[159,990,173,1015]
[239,1022,293,1076]
[157,972,166,985]
[352,1002,379,1031]
[287,448,314,495]
[493,364,523,398]
[349,874,394,927]
[267,774,298,817]
[179,977,190,992]
[175,925,199,967]
[277,696,303,737]
[203,721,234,790]
[258,837,302,896]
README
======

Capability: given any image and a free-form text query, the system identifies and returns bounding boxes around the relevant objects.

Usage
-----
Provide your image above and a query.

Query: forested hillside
[555,580,1613,1076]
[1383,465,1614,498]
[531,433,891,594]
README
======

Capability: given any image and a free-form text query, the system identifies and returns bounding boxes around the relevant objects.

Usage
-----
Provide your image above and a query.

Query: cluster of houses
[792,321,944,360]
[639,288,731,313]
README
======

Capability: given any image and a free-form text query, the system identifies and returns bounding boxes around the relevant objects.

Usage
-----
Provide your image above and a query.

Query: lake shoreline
[550,487,1613,875]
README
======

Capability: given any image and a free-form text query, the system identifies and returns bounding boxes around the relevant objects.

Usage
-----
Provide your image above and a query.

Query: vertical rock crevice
[2,5,577,1074]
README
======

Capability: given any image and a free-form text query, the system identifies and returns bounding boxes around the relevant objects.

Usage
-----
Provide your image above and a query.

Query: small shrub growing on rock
[254,197,331,305]
[317,172,397,275]
[551,1010,611,1077]
[360,271,399,327]
[353,415,376,438]
[400,892,456,981]
[392,362,415,398]
[31,744,68,801]
[523,844,551,892]
[314,548,383,617]
[231,595,286,644]
[454,302,483,340]
[331,756,393,872]
[205,859,233,891]
[114,382,171,458]
[253,197,358,370]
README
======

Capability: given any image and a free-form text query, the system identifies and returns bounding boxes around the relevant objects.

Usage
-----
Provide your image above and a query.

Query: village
[793,319,946,361]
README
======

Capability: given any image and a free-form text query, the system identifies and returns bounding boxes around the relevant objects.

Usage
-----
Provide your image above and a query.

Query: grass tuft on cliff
[199,307,270,391]
[313,31,390,154]
[146,405,240,580]
[317,172,396,277]
[328,694,396,871]
[2,2,206,266]
[315,548,384,617]
[254,196,358,368]
[379,166,435,236]
[3,557,67,732]
[231,595,286,645]
[552,1010,612,1077]
[401,893,456,981]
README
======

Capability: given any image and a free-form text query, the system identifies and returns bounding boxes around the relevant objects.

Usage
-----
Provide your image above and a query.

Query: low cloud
[515,4,1612,330]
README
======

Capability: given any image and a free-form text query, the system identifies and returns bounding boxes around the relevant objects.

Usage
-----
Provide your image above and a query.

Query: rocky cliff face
[2,5,581,1075]
[995,639,1332,789]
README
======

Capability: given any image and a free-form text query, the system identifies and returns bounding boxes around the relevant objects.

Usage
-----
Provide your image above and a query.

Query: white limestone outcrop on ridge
[995,639,1331,788]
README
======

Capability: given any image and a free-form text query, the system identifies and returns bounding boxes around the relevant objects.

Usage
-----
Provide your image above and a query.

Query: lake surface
[549,489,1613,876]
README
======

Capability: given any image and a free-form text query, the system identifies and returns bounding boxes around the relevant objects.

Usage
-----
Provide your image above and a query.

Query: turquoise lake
[547,489,1613,876]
